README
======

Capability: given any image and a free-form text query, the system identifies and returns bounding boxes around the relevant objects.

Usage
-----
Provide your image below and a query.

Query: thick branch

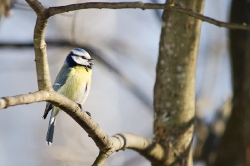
[46,2,250,30]
[0,91,110,149]
[0,91,113,150]
[0,91,48,109]
[94,133,166,165]
[0,92,164,166]
[112,133,165,164]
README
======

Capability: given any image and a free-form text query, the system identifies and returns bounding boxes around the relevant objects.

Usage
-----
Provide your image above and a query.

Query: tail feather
[46,110,56,145]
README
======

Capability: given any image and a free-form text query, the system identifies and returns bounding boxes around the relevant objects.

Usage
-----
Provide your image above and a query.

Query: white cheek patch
[72,56,89,66]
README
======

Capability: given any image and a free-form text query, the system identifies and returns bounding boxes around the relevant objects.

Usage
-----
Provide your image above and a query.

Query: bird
[42,48,94,145]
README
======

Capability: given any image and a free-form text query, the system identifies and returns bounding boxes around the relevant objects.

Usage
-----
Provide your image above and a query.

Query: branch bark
[154,0,205,165]
[26,0,51,90]
[0,92,165,166]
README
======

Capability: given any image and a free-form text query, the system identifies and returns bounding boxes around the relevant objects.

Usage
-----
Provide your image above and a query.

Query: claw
[86,111,91,117]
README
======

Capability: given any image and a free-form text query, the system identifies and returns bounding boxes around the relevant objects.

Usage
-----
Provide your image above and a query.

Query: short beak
[89,59,94,65]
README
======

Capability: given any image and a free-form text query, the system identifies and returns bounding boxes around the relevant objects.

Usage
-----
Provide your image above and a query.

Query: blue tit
[42,48,94,145]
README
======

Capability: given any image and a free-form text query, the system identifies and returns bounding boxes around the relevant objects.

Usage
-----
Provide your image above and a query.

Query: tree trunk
[215,0,250,165]
[153,0,205,165]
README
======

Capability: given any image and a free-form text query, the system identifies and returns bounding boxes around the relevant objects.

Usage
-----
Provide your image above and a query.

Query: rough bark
[215,0,250,165]
[153,0,205,165]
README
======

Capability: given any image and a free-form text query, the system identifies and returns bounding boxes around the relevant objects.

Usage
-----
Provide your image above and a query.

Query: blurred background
[0,0,232,165]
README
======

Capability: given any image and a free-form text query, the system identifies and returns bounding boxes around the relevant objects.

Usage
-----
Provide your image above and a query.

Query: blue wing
[52,65,72,91]
[43,65,71,119]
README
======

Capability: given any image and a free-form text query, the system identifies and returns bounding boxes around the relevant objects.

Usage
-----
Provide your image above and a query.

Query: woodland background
[0,0,232,165]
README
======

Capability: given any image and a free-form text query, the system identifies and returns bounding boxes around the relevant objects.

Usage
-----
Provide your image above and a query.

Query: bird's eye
[81,56,86,59]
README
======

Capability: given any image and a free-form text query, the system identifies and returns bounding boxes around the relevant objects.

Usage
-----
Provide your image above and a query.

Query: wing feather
[43,102,52,119]
[43,65,72,119]
[52,65,72,91]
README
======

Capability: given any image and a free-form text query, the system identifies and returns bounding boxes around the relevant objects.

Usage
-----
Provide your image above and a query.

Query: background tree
[215,0,250,165]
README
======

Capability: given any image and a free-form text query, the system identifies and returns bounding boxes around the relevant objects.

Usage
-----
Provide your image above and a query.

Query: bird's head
[65,48,94,70]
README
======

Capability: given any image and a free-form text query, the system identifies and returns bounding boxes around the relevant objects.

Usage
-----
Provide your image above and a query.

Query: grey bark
[153,0,205,165]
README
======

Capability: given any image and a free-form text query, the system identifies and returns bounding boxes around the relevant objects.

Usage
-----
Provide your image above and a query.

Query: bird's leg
[77,103,91,117]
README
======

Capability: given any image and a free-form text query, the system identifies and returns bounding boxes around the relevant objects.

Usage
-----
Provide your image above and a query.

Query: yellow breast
[58,66,92,104]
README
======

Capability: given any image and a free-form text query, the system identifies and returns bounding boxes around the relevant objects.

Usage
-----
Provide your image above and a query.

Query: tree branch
[0,92,165,166]
[0,91,48,109]
[92,152,110,166]
[45,2,250,30]
[93,133,166,165]
[25,0,52,90]
[112,133,166,164]
[25,0,45,16]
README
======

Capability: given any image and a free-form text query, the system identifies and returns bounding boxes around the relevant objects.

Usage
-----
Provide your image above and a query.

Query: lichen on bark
[153,0,205,165]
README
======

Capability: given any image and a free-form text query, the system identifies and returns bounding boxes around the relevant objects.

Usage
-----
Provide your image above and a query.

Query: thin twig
[45,2,250,30]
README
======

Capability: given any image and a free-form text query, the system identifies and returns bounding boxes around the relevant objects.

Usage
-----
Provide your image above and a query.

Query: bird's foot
[77,103,91,118]
[86,111,91,118]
